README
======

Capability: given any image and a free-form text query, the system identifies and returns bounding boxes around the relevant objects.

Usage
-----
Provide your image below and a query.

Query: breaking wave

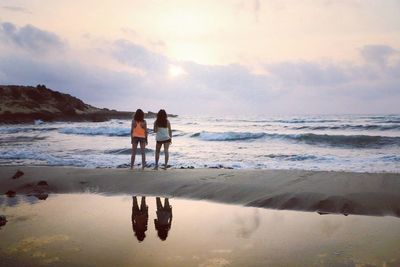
[191,131,266,141]
[263,154,320,161]
[191,131,400,148]
[104,148,154,155]
[291,124,400,131]
[0,127,58,134]
[283,133,400,148]
[59,127,130,137]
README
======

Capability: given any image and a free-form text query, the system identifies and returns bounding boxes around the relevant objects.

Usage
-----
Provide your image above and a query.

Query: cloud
[265,61,349,87]
[254,0,261,22]
[112,39,168,73]
[0,23,399,115]
[0,54,147,105]
[2,45,399,115]
[234,0,262,22]
[0,22,65,53]
[2,6,31,13]
[360,44,397,66]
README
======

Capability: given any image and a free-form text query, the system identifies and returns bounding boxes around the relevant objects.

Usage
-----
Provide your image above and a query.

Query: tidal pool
[0,194,399,267]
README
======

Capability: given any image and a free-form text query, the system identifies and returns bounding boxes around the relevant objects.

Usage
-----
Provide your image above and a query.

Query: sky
[0,0,399,116]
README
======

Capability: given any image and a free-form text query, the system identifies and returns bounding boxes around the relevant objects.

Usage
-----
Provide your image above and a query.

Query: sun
[168,65,186,78]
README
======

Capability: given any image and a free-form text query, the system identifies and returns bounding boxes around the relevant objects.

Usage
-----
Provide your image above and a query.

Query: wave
[0,149,85,166]
[278,133,400,148]
[380,155,400,162]
[0,148,132,168]
[0,127,58,134]
[59,127,131,137]
[292,124,400,131]
[191,131,400,148]
[191,131,266,141]
[382,120,400,123]
[263,154,320,161]
[59,127,187,137]
[0,136,47,143]
[273,119,340,124]
[104,148,154,155]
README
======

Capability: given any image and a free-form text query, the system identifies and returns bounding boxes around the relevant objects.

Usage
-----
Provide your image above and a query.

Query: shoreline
[1,166,400,217]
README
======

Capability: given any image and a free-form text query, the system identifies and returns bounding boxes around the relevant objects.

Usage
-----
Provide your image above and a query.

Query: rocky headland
[0,85,176,123]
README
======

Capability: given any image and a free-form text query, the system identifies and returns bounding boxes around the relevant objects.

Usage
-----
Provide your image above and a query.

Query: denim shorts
[131,137,146,145]
[156,139,171,145]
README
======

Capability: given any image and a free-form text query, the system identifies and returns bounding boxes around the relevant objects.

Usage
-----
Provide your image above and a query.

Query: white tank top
[156,127,170,141]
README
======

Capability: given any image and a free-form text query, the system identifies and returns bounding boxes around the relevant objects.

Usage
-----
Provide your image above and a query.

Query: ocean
[0,114,399,173]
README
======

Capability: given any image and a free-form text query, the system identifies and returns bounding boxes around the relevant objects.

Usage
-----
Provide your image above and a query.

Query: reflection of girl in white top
[153,109,172,170]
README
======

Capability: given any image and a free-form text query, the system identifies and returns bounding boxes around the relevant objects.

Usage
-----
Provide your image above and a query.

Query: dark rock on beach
[25,181,50,200]
[0,84,177,123]
[0,215,7,227]
[12,170,24,179]
[37,180,49,186]
[206,164,234,169]
[5,190,16,197]
[28,191,49,200]
[117,163,130,168]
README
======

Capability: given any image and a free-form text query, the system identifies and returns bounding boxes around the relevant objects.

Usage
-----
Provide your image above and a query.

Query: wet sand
[1,166,399,217]
[1,194,400,267]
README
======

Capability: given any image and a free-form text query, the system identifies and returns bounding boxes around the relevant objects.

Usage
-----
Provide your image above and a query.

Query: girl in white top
[153,109,172,170]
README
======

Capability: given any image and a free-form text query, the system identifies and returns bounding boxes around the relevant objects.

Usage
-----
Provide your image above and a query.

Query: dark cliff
[0,85,175,123]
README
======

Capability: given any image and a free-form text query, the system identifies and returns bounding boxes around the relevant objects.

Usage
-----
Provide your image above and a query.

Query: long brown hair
[134,109,144,122]
[155,109,168,127]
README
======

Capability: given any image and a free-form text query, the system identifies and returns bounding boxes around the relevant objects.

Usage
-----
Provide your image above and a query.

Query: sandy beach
[1,166,399,217]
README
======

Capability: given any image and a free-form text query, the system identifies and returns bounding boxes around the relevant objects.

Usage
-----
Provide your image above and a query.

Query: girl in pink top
[131,109,148,170]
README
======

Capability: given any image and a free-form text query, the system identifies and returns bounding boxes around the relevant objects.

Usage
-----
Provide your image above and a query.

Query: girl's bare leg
[164,198,170,209]
[163,143,170,169]
[139,140,146,170]
[131,143,137,169]
[132,196,139,213]
[140,196,147,211]
[154,143,162,170]
[156,197,162,210]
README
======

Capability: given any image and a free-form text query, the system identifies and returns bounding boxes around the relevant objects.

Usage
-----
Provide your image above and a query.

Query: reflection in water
[5,190,16,198]
[154,197,173,241]
[131,196,149,242]
[5,196,20,207]
[0,194,48,208]
[28,192,49,200]
[0,194,399,267]
[0,215,7,228]
[234,209,260,238]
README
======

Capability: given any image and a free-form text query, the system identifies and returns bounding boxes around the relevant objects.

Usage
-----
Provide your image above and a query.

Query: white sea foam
[192,131,266,141]
[191,131,400,148]
[59,126,130,136]
[1,114,400,172]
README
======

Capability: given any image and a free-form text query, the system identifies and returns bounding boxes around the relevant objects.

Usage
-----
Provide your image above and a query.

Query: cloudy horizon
[0,0,399,116]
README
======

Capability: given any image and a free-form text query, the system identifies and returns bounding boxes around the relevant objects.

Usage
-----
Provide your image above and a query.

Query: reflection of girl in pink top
[131,196,148,242]
[131,109,148,170]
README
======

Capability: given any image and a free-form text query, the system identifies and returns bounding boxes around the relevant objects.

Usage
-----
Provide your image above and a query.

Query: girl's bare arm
[144,121,148,144]
[153,121,157,133]
[168,121,172,140]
